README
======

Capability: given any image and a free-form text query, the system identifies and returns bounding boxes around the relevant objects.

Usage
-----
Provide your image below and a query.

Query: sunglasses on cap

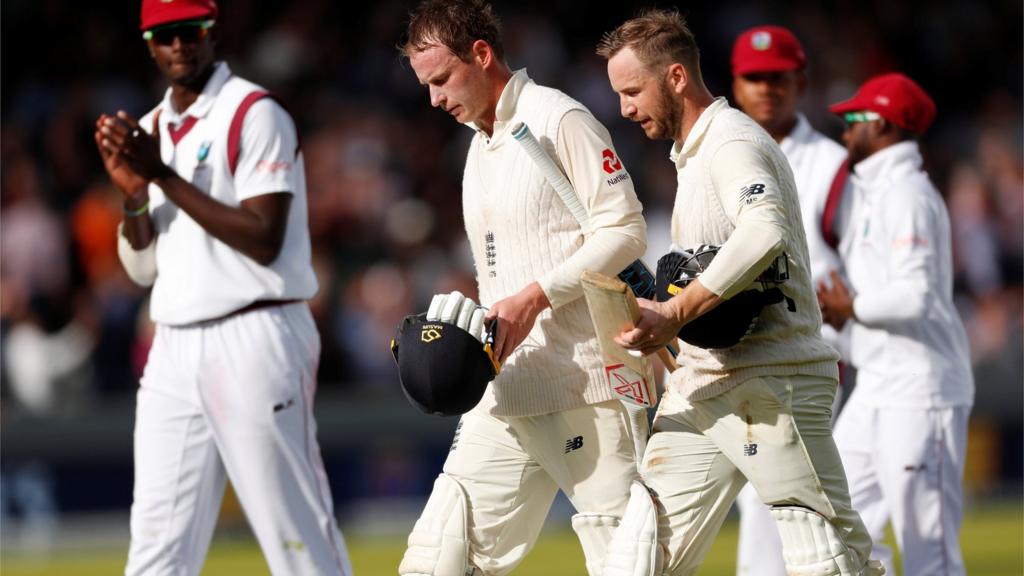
[842,111,881,125]
[142,20,214,46]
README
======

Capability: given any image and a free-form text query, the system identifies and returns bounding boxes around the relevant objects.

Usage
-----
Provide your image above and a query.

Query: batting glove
[426,291,489,344]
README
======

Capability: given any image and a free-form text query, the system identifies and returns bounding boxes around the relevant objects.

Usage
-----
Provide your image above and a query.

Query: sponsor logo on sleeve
[602,149,623,174]
[739,183,766,204]
[256,159,293,174]
[602,149,631,186]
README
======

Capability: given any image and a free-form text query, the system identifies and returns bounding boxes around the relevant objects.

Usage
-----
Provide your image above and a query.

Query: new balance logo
[743,443,758,456]
[565,436,584,453]
[740,183,766,204]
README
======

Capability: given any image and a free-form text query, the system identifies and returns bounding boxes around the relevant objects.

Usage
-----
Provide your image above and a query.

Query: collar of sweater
[468,68,531,141]
[670,96,729,167]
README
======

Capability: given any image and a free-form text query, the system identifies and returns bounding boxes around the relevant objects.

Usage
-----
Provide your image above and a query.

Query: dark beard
[656,78,681,141]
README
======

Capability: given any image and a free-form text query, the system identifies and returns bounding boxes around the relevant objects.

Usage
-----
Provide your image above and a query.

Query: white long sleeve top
[463,70,647,416]
[668,97,839,401]
[841,141,974,408]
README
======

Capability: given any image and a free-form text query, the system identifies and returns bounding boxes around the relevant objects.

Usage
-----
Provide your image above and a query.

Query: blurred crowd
[1,1,1020,429]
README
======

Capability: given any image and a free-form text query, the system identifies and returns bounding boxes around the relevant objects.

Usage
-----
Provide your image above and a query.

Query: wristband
[124,200,149,217]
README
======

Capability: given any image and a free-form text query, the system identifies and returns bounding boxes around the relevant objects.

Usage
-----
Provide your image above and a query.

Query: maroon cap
[829,73,937,135]
[731,25,806,76]
[140,0,218,31]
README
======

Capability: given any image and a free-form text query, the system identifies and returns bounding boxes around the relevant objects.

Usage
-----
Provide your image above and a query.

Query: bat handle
[630,345,680,372]
[656,347,680,373]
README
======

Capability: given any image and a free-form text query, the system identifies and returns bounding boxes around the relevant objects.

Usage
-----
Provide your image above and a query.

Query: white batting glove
[426,291,489,343]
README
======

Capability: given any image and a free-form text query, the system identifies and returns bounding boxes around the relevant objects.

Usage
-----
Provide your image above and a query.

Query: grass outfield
[2,506,1021,575]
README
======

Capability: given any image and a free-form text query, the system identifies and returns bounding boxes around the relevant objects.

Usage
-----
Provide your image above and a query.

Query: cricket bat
[511,122,679,356]
[581,270,678,407]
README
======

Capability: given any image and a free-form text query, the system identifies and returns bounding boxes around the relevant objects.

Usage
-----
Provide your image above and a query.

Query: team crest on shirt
[197,141,211,162]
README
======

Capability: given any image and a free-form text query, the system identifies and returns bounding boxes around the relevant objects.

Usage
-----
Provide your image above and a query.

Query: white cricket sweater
[667,97,839,400]
[463,70,647,416]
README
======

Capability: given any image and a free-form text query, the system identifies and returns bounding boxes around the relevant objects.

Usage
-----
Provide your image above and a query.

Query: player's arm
[103,104,295,266]
[618,142,786,354]
[97,113,158,251]
[668,141,788,317]
[850,187,936,326]
[536,110,647,309]
[485,112,647,363]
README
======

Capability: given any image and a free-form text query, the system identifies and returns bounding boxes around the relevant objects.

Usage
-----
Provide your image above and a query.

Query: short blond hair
[596,8,702,79]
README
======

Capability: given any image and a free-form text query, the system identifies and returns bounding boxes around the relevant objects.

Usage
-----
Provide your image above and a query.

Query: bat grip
[656,347,680,373]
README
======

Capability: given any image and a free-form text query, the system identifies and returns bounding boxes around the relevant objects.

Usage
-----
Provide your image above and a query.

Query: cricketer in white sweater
[463,69,647,417]
[665,97,840,400]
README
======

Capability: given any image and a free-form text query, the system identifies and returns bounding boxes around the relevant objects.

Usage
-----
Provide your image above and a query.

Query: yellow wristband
[124,200,149,217]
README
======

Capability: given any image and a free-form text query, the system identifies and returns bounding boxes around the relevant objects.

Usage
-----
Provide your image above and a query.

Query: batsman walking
[398,1,650,574]
[94,1,350,574]
[596,10,880,576]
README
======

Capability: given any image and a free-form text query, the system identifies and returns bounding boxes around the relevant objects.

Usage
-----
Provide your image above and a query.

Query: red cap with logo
[731,25,806,76]
[140,0,218,31]
[829,73,937,135]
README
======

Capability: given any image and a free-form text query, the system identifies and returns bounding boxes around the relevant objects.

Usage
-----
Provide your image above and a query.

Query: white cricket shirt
[841,141,974,408]
[138,62,317,326]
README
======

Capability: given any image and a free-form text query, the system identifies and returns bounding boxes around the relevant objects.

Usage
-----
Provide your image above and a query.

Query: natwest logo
[602,149,623,174]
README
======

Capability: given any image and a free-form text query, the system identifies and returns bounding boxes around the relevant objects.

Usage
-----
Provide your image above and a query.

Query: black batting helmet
[656,246,793,349]
[390,314,499,416]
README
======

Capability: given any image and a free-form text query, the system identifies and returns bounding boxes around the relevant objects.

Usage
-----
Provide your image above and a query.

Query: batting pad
[571,513,620,576]
[602,481,660,576]
[770,505,879,576]
[399,474,472,576]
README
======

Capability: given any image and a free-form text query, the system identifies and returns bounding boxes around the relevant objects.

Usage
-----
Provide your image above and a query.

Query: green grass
[2,506,1021,575]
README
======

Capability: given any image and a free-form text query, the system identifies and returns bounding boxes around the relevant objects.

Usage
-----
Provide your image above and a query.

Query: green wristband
[124,200,149,217]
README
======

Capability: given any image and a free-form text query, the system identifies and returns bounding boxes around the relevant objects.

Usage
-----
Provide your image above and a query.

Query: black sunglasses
[143,20,214,46]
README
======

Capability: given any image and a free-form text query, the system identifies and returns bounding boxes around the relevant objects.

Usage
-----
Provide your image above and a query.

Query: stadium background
[1,0,1021,573]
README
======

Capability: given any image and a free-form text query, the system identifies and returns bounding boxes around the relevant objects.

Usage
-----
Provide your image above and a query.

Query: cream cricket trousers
[735,374,848,576]
[125,303,351,576]
[642,374,872,576]
[435,399,644,575]
[834,386,970,576]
